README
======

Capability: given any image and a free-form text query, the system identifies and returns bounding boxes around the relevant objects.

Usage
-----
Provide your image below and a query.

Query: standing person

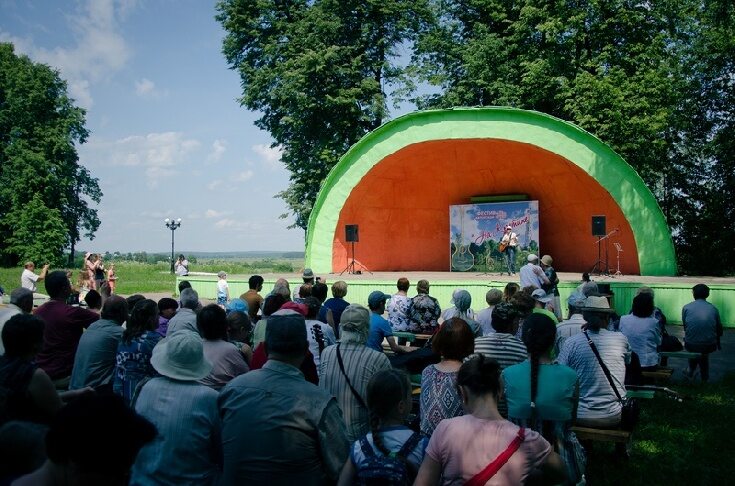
[520,254,551,290]
[407,279,442,334]
[476,289,503,336]
[336,370,427,485]
[239,275,264,322]
[387,278,411,332]
[131,331,222,486]
[541,255,562,320]
[85,254,98,291]
[69,296,128,391]
[175,254,189,276]
[34,271,99,388]
[93,255,106,291]
[20,262,49,294]
[216,271,229,307]
[113,299,163,406]
[319,305,392,441]
[107,263,118,294]
[420,318,474,436]
[414,355,566,485]
[500,225,519,276]
[218,312,349,484]
[682,284,722,382]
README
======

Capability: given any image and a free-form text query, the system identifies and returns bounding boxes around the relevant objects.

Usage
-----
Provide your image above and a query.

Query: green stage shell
[305,107,677,276]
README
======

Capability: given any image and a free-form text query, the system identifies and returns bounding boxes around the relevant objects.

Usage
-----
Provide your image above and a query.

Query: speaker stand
[339,241,373,275]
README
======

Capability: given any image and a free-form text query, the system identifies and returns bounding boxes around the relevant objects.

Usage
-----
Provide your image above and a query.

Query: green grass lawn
[0,258,302,296]
[585,374,735,484]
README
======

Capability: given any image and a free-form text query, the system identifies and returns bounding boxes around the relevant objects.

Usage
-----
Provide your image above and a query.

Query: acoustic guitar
[499,241,508,253]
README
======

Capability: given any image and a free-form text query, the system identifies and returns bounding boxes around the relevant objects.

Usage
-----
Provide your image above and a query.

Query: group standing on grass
[0,264,725,485]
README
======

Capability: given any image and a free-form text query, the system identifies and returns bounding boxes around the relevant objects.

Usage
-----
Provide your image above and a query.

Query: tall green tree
[217,0,429,230]
[0,43,101,266]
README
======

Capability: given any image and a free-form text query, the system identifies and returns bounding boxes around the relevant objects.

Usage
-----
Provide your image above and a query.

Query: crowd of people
[0,263,724,485]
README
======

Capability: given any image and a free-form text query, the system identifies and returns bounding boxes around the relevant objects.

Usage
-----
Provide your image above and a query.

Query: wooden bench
[626,389,655,399]
[641,367,674,383]
[660,350,702,361]
[571,426,633,454]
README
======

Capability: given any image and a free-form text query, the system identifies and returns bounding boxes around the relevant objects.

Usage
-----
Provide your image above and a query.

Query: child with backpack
[337,369,427,486]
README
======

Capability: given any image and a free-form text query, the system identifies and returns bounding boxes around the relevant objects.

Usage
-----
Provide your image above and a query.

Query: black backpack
[356,431,421,485]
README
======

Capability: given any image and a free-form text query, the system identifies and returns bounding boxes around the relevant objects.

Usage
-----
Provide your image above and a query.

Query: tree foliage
[216,0,429,230]
[0,43,101,266]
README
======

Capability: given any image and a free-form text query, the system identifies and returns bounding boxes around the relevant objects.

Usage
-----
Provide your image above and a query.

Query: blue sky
[0,0,314,253]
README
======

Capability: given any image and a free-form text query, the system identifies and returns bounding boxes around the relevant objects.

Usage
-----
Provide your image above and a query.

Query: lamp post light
[164,218,182,274]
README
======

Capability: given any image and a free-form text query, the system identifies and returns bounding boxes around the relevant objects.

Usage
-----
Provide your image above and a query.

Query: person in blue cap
[366,291,415,355]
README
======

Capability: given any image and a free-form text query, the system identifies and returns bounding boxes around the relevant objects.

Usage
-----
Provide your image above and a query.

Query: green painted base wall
[176,277,735,327]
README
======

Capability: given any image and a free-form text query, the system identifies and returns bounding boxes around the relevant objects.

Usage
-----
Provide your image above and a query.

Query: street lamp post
[164,218,182,274]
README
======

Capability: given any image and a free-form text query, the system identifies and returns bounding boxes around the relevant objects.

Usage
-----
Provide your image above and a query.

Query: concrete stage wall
[305,107,677,276]
[176,274,735,327]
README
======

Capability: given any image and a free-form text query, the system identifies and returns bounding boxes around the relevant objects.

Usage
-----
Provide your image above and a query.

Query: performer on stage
[500,225,519,275]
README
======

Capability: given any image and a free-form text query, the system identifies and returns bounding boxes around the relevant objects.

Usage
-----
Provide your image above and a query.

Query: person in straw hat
[130,331,221,485]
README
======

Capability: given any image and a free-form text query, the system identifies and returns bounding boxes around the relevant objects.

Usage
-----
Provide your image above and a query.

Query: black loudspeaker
[591,216,606,237]
[345,224,359,242]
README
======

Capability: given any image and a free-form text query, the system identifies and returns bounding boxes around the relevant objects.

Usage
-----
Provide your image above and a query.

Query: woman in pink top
[415,355,566,486]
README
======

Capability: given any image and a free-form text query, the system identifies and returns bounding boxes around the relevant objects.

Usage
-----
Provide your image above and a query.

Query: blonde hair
[331,280,348,298]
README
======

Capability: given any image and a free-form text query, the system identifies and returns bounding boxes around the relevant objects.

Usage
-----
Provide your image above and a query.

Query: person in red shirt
[34,271,99,389]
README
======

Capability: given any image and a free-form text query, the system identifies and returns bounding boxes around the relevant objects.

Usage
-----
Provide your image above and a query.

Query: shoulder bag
[336,343,367,408]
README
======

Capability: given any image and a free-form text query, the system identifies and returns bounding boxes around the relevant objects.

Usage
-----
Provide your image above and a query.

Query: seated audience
[504,313,582,483]
[420,318,474,436]
[293,268,316,300]
[198,304,249,391]
[126,294,146,318]
[303,297,336,367]
[0,314,92,425]
[620,293,662,370]
[239,275,264,322]
[387,278,412,332]
[510,286,537,339]
[323,280,350,334]
[633,286,667,332]
[476,288,503,336]
[312,281,335,330]
[414,355,566,485]
[83,289,102,311]
[682,283,722,382]
[557,296,630,428]
[531,288,559,324]
[156,297,179,337]
[503,282,520,302]
[367,291,414,355]
[131,331,222,485]
[251,293,287,347]
[0,287,33,355]
[226,310,253,364]
[218,311,349,484]
[440,289,481,336]
[34,271,99,388]
[407,279,442,334]
[337,369,427,485]
[69,295,128,391]
[319,305,392,441]
[113,299,163,406]
[12,395,156,486]
[555,292,588,356]
[167,288,200,336]
[270,278,291,301]
[473,302,528,416]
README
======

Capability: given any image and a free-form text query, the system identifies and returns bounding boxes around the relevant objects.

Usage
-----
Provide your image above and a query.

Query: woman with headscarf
[440,289,481,337]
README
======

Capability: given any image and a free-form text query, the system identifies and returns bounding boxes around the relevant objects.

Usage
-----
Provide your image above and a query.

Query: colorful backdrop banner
[449,201,540,272]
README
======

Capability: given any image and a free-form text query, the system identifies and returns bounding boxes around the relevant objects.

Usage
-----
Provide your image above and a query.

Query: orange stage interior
[332,139,640,274]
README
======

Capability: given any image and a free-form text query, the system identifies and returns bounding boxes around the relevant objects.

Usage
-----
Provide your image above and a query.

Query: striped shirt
[473,333,528,416]
[319,342,392,441]
[556,329,630,419]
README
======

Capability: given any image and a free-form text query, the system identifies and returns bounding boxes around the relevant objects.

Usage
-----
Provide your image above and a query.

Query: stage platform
[178,271,735,327]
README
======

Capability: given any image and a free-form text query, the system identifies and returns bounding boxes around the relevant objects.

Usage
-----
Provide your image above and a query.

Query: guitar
[499,241,508,253]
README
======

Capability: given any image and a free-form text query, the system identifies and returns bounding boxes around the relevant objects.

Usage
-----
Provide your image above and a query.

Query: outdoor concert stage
[178,271,735,327]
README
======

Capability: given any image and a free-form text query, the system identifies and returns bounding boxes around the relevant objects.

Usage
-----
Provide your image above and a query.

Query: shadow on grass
[585,373,735,485]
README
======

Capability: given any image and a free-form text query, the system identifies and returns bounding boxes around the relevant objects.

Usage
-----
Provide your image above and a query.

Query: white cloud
[205,209,230,219]
[100,131,200,168]
[135,77,154,95]
[252,143,282,169]
[234,170,254,182]
[207,139,227,164]
[0,0,134,109]
[207,180,223,191]
[214,219,260,231]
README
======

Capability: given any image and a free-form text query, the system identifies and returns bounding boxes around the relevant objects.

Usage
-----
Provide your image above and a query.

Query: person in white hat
[499,225,519,275]
[130,332,221,485]
[531,288,558,324]
[557,295,631,431]
[519,254,550,290]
